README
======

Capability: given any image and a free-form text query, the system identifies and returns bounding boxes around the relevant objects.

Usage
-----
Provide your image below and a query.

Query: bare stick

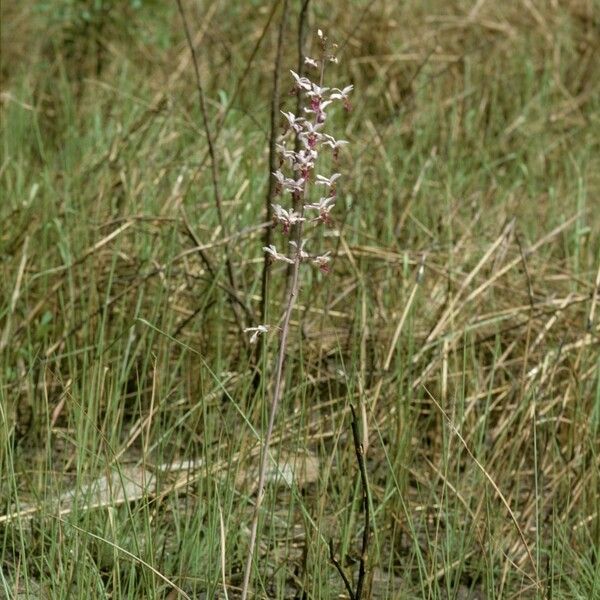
[181,208,254,324]
[260,0,291,327]
[350,404,371,600]
[175,0,244,331]
[329,539,356,600]
[328,406,372,600]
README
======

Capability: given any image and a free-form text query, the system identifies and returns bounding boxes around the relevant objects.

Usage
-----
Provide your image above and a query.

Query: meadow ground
[1,1,599,598]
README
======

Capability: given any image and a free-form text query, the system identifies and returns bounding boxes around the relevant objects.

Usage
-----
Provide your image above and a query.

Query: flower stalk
[241,29,352,600]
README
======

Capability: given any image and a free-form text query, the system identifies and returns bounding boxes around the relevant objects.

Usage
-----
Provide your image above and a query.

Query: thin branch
[181,208,254,324]
[260,0,291,326]
[217,0,280,140]
[329,407,372,599]
[329,405,371,600]
[175,0,246,333]
[193,0,280,173]
[351,404,371,600]
[329,539,356,600]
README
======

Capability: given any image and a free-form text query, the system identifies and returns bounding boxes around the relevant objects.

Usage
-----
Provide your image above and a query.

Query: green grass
[1,1,599,598]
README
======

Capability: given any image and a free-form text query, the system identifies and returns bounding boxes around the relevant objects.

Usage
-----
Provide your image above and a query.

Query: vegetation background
[1,0,599,598]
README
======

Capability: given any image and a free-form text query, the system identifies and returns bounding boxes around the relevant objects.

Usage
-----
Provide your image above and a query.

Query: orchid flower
[281,111,305,133]
[244,324,269,344]
[263,244,294,264]
[271,204,306,234]
[305,196,336,225]
[312,252,332,273]
[330,84,353,111]
[298,121,324,148]
[323,134,349,150]
[291,149,317,177]
[315,173,341,190]
[289,240,309,260]
[290,70,311,91]
[272,171,305,195]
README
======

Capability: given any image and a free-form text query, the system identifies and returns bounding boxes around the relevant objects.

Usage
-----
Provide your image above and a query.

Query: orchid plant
[241,29,352,600]
[249,35,350,340]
